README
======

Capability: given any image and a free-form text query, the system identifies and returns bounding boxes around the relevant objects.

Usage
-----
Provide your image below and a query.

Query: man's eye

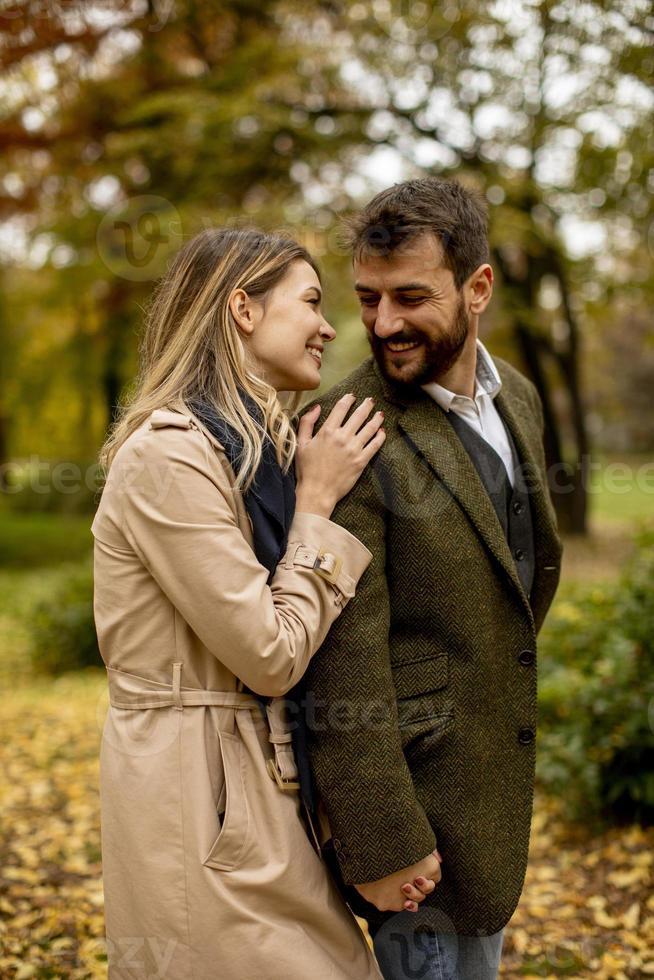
[400,296,426,305]
[359,296,378,306]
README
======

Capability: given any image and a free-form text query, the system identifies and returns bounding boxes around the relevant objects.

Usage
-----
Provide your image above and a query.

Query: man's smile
[385,340,422,353]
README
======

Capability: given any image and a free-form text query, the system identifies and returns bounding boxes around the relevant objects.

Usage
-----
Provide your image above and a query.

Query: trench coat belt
[105,664,300,791]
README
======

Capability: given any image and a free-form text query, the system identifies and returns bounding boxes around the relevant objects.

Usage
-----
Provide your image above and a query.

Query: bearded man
[302,177,562,980]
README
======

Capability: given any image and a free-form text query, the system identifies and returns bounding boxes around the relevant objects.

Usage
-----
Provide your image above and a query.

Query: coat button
[514,548,526,561]
[512,500,524,515]
[333,838,342,852]
[518,728,535,744]
[518,649,535,666]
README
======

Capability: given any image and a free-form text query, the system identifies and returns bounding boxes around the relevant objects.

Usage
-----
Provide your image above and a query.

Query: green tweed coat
[303,353,562,937]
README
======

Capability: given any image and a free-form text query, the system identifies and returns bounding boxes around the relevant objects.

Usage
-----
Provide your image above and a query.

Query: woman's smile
[306,344,323,366]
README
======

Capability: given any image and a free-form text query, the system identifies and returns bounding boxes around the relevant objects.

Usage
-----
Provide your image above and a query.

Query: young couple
[92,177,562,980]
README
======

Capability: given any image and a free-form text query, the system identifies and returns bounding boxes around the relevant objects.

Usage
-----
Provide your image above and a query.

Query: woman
[92,228,435,979]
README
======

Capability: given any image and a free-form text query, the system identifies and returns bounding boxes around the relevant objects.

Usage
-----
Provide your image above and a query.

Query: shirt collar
[420,339,502,412]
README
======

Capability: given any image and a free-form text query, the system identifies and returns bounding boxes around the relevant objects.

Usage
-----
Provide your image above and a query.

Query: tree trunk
[493,244,588,535]
[0,413,8,491]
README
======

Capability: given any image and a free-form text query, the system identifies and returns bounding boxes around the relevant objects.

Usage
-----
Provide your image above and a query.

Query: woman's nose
[320,318,337,342]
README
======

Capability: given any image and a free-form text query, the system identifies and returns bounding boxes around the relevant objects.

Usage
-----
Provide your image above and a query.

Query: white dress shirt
[421,340,515,486]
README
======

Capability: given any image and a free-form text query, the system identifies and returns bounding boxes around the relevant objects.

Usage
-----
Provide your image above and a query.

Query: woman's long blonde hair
[100,227,320,491]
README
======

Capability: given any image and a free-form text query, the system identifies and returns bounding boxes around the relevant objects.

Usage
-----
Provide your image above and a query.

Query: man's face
[354,231,470,387]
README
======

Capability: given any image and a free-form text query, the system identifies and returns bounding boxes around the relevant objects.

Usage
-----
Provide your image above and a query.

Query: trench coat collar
[187,397,293,543]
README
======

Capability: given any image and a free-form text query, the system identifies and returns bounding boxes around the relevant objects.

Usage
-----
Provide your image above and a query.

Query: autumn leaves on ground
[1,527,653,978]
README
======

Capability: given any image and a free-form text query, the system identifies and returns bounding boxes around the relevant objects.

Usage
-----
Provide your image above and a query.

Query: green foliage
[0,511,93,568]
[29,559,100,675]
[3,458,101,516]
[537,528,654,824]
[2,0,652,479]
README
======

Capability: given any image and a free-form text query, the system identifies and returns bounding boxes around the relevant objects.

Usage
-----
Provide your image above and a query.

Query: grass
[587,453,654,527]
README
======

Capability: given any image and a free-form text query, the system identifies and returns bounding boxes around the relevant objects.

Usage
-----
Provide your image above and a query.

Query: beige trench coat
[91,408,383,980]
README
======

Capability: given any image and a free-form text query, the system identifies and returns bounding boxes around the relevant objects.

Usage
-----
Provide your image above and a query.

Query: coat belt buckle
[312,549,342,585]
[266,758,300,792]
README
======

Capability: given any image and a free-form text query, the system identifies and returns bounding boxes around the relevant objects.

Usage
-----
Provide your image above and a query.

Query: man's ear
[467,264,494,316]
[229,288,261,336]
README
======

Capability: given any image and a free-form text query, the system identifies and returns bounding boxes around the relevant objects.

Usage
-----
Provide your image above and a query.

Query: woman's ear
[229,288,260,336]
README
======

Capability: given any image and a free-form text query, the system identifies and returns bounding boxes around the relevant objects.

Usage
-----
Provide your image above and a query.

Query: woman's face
[232,259,336,391]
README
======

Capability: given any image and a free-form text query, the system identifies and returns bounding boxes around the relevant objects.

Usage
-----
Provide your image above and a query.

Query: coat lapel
[493,381,563,620]
[373,357,559,619]
[178,406,256,549]
[397,397,530,607]
[493,384,558,557]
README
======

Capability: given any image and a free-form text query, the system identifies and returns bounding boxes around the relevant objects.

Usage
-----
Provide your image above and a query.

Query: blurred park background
[0,0,653,977]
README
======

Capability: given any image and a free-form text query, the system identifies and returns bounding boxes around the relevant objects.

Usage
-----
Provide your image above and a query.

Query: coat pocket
[202,730,251,872]
[392,652,448,699]
[400,710,455,760]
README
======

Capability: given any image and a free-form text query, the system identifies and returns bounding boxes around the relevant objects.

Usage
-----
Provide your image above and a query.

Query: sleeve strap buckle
[312,549,343,585]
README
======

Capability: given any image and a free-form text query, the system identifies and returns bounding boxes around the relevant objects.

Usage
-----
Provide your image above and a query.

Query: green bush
[3,458,102,515]
[537,528,654,824]
[29,558,101,674]
[0,511,93,568]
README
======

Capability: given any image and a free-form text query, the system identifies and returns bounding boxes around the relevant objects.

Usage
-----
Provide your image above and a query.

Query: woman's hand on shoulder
[294,394,385,519]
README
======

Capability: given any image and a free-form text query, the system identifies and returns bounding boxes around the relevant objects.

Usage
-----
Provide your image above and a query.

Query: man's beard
[369,294,470,388]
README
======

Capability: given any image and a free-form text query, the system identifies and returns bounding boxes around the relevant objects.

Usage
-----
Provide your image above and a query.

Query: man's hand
[354,849,443,913]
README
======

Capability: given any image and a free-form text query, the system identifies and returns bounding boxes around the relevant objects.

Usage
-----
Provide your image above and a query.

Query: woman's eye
[308,298,320,306]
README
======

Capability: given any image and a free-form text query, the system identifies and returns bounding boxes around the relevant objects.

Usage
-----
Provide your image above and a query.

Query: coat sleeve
[304,464,437,885]
[104,425,372,698]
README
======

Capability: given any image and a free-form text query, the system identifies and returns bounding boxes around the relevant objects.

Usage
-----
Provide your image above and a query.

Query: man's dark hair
[345,176,489,289]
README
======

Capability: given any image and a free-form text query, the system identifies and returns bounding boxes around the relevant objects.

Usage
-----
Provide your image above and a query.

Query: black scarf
[188,394,316,813]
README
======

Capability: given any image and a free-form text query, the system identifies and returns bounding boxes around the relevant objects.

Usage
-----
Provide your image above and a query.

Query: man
[302,177,562,980]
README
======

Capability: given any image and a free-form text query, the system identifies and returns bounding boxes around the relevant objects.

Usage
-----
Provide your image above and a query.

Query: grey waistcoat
[444,408,536,598]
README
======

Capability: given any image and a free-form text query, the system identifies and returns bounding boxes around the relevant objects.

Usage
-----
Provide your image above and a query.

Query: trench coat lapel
[171,407,256,549]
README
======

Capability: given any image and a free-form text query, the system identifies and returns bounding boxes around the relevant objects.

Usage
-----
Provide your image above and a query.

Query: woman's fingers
[297,404,320,447]
[359,426,386,465]
[341,396,375,434]
[401,882,427,903]
[355,410,384,448]
[399,873,438,915]
[321,392,357,430]
[295,392,385,510]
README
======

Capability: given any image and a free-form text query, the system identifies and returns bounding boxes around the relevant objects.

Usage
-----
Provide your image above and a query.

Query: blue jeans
[373,912,504,980]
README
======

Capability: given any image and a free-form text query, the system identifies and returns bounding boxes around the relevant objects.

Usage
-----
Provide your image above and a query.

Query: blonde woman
[92,228,437,979]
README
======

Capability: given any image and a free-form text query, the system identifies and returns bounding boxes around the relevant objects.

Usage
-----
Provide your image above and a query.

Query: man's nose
[373,300,403,339]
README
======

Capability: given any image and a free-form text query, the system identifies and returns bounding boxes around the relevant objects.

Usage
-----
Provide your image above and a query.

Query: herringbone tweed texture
[303,354,562,937]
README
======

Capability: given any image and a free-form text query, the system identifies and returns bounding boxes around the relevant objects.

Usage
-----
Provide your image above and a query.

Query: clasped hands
[354,849,442,913]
